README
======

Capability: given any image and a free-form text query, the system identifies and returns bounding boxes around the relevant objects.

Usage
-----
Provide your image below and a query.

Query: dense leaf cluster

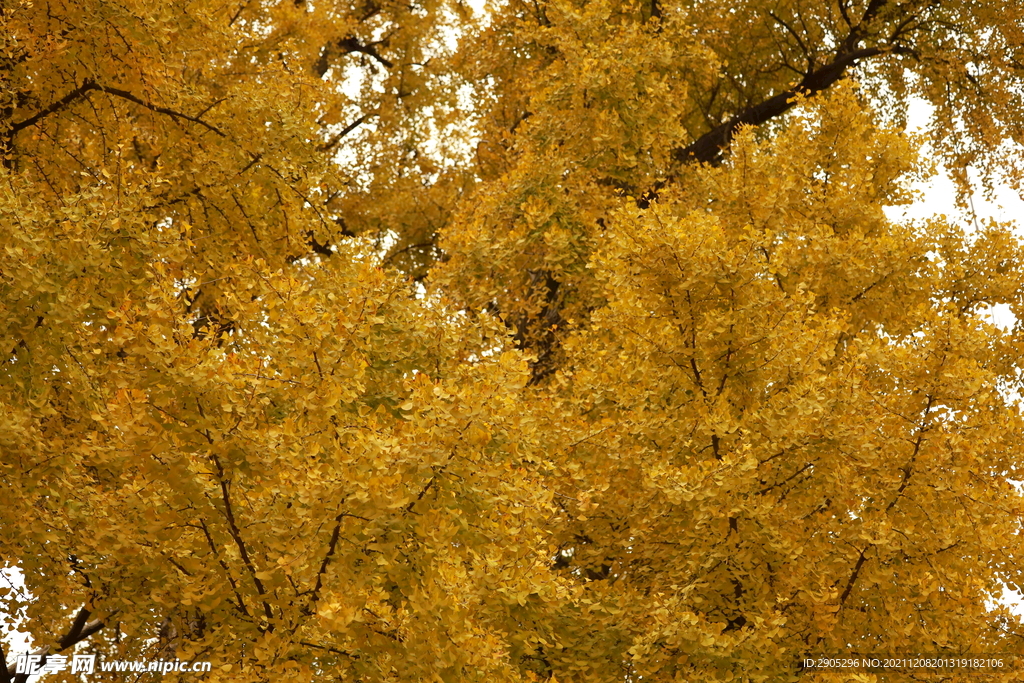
[3,0,1024,681]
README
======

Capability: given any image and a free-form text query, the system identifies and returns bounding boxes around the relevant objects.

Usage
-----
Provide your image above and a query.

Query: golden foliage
[3,0,1024,681]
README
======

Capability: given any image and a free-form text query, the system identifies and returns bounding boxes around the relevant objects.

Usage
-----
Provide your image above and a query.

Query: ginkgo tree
[3,0,1024,681]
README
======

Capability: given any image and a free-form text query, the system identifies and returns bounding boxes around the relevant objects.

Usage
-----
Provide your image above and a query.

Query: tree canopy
[3,0,1024,681]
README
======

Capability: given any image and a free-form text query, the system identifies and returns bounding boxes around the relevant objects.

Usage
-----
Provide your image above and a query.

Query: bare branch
[767,11,815,71]
[319,113,373,153]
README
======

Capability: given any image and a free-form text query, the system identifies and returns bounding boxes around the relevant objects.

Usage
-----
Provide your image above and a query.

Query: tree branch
[304,508,366,611]
[210,454,275,630]
[885,394,934,512]
[198,518,253,620]
[672,46,885,167]
[1,645,11,683]
[319,113,372,153]
[838,546,870,607]
[638,0,906,194]
[298,640,360,659]
[335,37,393,69]
[767,11,815,72]
[6,81,100,136]
[314,36,393,77]
[2,607,107,683]
[3,79,225,167]
[93,85,226,137]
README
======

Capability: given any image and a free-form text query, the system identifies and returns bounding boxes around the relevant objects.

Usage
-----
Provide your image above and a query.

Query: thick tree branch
[6,81,99,136]
[304,507,370,611]
[644,0,909,191]
[838,546,870,607]
[319,113,372,153]
[335,37,393,68]
[1,607,107,683]
[672,46,886,167]
[314,36,393,77]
